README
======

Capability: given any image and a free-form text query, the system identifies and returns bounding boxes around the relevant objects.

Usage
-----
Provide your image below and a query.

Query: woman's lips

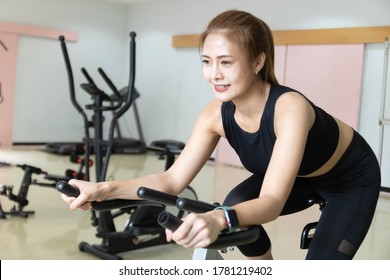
[214,84,230,92]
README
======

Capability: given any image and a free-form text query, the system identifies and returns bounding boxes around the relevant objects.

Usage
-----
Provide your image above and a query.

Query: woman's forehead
[202,33,242,56]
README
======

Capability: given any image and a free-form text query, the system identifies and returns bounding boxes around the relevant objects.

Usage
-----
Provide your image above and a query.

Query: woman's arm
[232,91,315,226]
[63,100,223,210]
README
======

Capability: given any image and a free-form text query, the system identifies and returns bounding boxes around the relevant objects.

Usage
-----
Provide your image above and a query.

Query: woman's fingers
[171,213,218,248]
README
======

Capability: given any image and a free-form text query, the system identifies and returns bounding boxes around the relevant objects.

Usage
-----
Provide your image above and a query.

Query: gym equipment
[56,181,260,260]
[45,142,84,156]
[300,195,326,249]
[46,34,147,156]
[56,32,139,183]
[56,176,197,260]
[78,67,147,155]
[56,32,197,260]
[138,186,261,260]
[141,188,328,257]
[0,163,68,219]
[148,139,185,171]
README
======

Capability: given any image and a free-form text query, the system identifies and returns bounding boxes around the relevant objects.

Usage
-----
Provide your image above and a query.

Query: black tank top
[221,84,339,176]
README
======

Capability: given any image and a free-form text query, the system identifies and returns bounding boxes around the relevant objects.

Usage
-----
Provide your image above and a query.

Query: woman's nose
[210,65,223,81]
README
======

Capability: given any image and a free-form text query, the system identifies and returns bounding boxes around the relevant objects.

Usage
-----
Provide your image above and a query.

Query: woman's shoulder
[270,84,311,108]
[274,90,314,117]
[198,100,225,135]
[202,99,223,114]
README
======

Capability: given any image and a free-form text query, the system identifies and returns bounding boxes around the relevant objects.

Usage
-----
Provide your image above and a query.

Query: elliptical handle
[81,67,96,85]
[97,67,123,106]
[114,31,136,119]
[58,35,83,115]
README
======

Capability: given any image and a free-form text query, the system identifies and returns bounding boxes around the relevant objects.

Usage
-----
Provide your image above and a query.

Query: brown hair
[199,10,279,85]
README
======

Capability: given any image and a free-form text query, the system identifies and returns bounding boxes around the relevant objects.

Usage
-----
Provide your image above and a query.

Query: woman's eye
[202,59,210,65]
[221,61,231,65]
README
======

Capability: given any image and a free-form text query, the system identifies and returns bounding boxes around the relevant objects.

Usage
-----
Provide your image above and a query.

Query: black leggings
[223,131,381,259]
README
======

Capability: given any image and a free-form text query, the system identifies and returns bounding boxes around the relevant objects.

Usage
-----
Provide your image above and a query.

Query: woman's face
[201,32,258,102]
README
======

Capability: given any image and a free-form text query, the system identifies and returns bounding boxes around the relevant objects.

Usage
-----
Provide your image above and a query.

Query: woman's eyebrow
[201,54,234,59]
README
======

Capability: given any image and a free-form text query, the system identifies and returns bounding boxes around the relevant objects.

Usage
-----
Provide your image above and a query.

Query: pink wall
[284,44,364,129]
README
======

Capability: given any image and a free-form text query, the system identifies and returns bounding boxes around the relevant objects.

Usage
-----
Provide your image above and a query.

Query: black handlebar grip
[56,180,80,197]
[157,211,261,250]
[137,186,178,206]
[158,211,182,232]
[55,180,158,211]
[176,197,215,213]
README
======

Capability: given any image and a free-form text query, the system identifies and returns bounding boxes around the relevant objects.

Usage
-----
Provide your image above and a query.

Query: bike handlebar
[56,181,161,211]
[157,211,260,250]
[138,186,261,249]
[55,181,260,250]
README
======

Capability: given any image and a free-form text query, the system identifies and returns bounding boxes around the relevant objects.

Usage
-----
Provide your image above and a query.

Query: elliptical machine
[59,32,197,260]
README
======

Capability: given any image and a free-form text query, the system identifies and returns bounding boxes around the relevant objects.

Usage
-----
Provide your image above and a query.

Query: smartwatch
[214,206,239,234]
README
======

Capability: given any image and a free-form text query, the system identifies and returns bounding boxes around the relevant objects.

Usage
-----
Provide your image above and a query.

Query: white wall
[0,0,129,143]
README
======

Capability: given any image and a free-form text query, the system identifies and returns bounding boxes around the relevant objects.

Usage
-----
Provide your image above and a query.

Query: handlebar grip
[157,210,261,250]
[137,186,179,206]
[56,181,161,211]
[56,180,80,197]
[176,197,215,213]
[158,211,182,232]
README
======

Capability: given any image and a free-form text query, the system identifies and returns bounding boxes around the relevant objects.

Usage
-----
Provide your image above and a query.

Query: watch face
[227,209,239,228]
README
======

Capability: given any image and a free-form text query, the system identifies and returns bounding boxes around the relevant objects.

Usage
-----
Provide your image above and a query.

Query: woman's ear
[255,52,266,73]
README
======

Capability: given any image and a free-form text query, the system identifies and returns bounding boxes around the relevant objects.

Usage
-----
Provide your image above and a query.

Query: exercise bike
[139,188,327,259]
[56,181,260,260]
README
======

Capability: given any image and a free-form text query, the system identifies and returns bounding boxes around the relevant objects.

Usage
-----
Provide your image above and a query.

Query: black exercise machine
[300,195,326,250]
[56,181,260,260]
[56,31,197,260]
[56,183,327,259]
[138,190,327,257]
[0,163,68,219]
[46,37,147,157]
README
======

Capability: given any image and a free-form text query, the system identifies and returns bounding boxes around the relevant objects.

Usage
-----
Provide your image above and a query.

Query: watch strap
[214,205,239,234]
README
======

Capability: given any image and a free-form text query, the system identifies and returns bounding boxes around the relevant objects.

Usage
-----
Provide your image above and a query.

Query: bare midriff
[298,118,354,178]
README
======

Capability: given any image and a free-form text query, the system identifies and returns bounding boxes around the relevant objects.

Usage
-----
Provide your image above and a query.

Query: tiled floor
[0,145,389,260]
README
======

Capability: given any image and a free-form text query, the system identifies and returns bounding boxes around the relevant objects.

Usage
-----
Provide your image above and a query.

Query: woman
[62,10,381,260]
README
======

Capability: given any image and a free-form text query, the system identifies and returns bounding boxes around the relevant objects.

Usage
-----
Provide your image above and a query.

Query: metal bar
[379,119,390,125]
[378,37,389,167]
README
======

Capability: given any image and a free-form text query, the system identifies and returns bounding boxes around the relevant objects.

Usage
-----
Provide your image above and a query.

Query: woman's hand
[60,179,104,211]
[165,210,226,248]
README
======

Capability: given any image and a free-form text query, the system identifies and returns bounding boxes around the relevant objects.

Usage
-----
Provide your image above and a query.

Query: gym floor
[0,145,389,260]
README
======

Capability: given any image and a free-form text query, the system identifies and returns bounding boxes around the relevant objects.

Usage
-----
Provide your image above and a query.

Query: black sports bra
[221,84,339,176]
